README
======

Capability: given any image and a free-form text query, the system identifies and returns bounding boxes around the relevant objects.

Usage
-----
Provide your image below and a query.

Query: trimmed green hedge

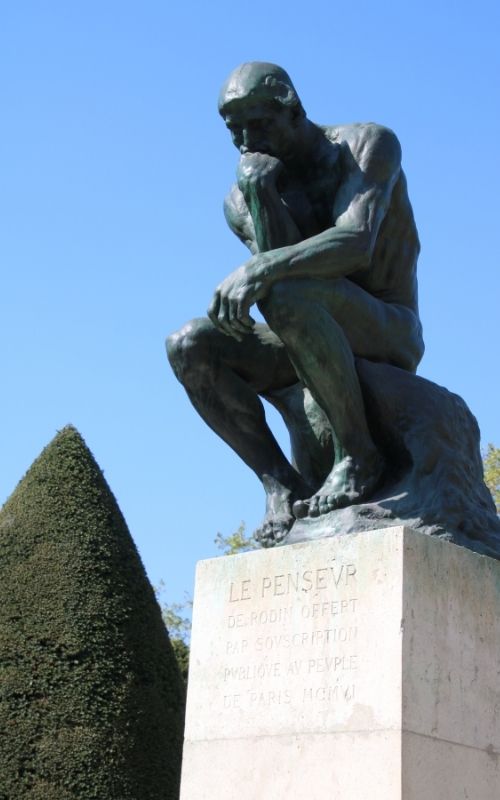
[0,426,184,799]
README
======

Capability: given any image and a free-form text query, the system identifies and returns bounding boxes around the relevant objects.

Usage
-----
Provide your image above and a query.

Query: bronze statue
[168,62,500,557]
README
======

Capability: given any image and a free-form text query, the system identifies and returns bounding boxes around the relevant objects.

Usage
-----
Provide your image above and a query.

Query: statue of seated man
[167,61,425,545]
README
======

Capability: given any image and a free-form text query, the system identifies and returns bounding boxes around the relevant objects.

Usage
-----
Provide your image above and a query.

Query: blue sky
[1,1,499,605]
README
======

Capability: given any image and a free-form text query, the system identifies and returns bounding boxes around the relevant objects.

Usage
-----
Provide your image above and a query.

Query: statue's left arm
[209,126,401,338]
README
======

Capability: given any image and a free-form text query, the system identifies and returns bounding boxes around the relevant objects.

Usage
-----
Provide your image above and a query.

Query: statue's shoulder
[323,123,402,177]
[325,122,400,148]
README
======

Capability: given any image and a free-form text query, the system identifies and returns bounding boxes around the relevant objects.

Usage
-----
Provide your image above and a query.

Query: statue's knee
[166,318,212,383]
[259,281,302,331]
[165,329,183,374]
[404,335,425,373]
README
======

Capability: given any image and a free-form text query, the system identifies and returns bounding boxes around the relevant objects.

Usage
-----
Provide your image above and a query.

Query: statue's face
[222,100,297,161]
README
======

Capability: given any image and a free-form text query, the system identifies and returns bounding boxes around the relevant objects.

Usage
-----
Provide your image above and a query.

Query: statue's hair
[218,62,305,118]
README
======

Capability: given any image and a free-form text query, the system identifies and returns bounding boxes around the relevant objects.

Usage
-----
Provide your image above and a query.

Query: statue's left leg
[264,383,334,491]
[258,277,423,515]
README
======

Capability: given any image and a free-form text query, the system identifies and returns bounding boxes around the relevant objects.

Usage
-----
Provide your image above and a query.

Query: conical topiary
[0,426,184,800]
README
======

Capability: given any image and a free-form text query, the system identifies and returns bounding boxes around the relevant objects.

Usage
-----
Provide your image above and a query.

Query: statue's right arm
[235,152,303,252]
[223,186,259,255]
[224,173,302,255]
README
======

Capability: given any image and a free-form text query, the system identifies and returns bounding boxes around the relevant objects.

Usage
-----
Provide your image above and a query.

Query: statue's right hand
[208,259,267,341]
[237,152,283,193]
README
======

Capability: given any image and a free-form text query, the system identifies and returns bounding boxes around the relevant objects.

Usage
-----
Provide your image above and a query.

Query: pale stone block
[180,732,401,799]
[180,527,500,799]
[402,732,499,799]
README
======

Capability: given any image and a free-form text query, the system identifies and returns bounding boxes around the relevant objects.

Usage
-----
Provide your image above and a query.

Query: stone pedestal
[180,527,500,799]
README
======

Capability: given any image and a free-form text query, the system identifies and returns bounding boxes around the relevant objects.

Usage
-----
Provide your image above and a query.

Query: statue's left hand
[208,258,268,341]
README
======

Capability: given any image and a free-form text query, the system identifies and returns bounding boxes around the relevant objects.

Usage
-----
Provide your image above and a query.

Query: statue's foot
[255,479,309,547]
[293,454,385,519]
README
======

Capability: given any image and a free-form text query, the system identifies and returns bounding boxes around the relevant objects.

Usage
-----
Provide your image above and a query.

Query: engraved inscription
[229,579,252,602]
[219,558,362,715]
[227,563,357,604]
[303,683,355,703]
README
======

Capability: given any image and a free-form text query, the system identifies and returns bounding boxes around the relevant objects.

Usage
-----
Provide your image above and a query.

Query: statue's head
[218,62,306,160]
[218,62,304,117]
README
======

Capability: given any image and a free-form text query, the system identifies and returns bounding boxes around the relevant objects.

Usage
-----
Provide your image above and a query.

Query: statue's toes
[255,515,290,548]
[333,491,352,510]
[292,499,309,519]
[308,496,321,517]
[254,524,269,545]
[318,495,332,515]
[323,494,337,513]
[273,525,288,544]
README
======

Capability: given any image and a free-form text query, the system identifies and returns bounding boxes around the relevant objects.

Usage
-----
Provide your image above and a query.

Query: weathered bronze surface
[168,62,500,557]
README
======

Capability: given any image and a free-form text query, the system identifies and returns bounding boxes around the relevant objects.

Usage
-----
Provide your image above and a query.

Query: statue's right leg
[166,318,311,543]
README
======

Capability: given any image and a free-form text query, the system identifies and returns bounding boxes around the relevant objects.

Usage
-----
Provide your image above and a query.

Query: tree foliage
[483,443,500,512]
[154,584,192,686]
[155,582,192,643]
[0,426,184,799]
[214,521,258,554]
[169,639,190,687]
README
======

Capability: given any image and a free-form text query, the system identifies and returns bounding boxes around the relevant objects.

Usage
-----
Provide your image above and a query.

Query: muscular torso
[225,122,421,315]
